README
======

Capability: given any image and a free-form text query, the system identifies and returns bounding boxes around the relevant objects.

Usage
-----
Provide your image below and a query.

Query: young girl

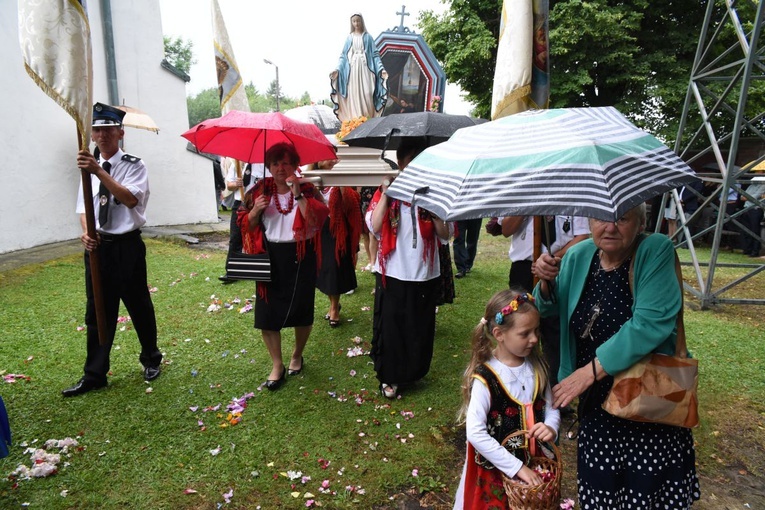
[454,289,561,509]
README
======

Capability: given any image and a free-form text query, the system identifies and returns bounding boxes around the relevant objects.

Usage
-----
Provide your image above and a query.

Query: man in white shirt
[64,102,163,397]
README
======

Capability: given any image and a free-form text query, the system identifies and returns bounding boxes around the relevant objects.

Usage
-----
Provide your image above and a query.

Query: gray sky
[158,0,473,114]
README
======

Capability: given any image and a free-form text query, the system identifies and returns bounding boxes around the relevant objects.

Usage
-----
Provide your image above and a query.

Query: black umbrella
[341,112,486,150]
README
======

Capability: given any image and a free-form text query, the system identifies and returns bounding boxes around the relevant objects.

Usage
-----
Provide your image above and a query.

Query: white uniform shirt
[75,148,149,234]
[505,215,590,262]
[225,159,265,201]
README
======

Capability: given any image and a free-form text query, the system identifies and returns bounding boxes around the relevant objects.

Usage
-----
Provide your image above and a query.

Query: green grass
[0,233,763,508]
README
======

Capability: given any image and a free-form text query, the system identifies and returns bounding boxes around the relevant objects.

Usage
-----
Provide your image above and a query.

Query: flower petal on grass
[183,488,198,494]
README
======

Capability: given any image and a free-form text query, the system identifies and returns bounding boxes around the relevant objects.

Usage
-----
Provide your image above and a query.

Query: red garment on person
[366,188,437,283]
[237,177,328,298]
[328,187,363,265]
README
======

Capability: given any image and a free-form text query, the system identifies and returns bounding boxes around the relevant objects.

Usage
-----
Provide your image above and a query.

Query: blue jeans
[453,218,483,272]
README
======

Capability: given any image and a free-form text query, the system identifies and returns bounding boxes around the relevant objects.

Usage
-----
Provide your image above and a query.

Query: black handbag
[225,252,271,281]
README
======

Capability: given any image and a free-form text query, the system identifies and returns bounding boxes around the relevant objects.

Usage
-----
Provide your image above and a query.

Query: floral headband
[494,293,535,325]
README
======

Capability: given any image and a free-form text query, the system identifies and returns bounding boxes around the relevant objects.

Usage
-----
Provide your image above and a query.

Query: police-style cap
[92,102,125,127]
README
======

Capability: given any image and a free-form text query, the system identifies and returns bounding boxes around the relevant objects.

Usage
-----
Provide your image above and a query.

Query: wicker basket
[501,430,563,510]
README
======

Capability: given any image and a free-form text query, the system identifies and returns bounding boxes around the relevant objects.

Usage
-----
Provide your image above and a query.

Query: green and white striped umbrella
[386,107,700,222]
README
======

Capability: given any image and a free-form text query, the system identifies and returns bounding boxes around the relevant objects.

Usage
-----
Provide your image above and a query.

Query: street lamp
[263,59,280,112]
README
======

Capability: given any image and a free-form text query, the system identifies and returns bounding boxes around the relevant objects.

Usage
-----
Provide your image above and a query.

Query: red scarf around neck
[367,189,437,282]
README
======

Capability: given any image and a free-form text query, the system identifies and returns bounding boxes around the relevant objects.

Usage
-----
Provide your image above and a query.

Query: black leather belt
[99,229,141,242]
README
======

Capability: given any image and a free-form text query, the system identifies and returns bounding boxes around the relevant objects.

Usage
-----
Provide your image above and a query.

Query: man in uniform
[63,102,162,397]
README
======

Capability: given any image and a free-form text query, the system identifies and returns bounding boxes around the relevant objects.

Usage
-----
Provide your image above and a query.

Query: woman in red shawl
[314,158,363,327]
[238,143,328,391]
[366,138,450,399]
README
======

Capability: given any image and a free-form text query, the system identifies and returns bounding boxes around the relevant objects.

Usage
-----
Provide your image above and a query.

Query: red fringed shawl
[328,187,363,265]
[237,177,329,298]
[367,188,437,283]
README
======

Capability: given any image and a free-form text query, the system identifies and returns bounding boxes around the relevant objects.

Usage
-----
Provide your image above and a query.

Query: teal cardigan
[533,234,681,381]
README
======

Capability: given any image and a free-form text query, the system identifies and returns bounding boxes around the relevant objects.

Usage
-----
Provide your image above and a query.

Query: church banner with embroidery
[18,0,93,148]
[211,0,250,114]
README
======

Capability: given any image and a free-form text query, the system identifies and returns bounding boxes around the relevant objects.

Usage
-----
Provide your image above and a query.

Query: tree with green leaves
[163,36,196,75]
[186,88,220,127]
[419,0,707,139]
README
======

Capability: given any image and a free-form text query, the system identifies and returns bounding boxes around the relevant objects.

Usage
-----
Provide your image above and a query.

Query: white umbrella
[116,105,159,133]
[386,107,700,222]
[283,104,341,135]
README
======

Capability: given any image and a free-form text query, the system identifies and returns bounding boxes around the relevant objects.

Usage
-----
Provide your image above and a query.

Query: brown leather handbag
[602,249,699,428]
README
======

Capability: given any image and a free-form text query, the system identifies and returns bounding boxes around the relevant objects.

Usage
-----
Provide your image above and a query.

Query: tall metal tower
[672,0,765,308]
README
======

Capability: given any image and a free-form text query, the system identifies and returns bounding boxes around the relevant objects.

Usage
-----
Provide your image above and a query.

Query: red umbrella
[181,111,336,166]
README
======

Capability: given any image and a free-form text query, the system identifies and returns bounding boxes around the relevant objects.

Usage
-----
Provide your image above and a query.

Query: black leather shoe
[455,270,466,279]
[264,367,286,391]
[144,366,161,382]
[288,356,304,376]
[62,378,106,397]
[218,275,236,284]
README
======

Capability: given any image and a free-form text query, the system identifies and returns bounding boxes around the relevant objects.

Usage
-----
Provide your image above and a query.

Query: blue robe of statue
[331,31,387,122]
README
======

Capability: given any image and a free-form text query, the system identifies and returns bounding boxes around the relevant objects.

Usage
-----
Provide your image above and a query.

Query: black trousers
[83,232,161,384]
[508,260,533,293]
[741,206,763,255]
[453,218,483,272]
[224,200,244,271]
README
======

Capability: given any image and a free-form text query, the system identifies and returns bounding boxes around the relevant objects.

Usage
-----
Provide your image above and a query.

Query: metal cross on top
[396,5,410,31]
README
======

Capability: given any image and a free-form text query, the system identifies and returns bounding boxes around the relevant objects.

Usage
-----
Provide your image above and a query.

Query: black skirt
[316,220,357,295]
[370,273,438,384]
[254,240,317,331]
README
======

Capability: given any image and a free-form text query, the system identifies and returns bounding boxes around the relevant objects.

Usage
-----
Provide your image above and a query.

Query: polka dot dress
[569,253,701,509]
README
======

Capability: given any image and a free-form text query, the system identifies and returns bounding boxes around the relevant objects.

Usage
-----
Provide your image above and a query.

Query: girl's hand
[515,465,542,486]
[528,423,555,443]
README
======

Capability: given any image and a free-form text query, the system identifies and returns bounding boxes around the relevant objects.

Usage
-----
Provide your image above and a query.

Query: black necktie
[98,161,111,227]
[243,164,252,187]
[543,215,557,249]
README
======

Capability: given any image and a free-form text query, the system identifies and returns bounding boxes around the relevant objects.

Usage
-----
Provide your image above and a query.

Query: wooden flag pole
[533,216,543,286]
[78,132,108,346]
[234,160,244,200]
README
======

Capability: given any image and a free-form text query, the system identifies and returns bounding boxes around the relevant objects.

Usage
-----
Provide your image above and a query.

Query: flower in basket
[336,116,368,142]
[429,95,442,112]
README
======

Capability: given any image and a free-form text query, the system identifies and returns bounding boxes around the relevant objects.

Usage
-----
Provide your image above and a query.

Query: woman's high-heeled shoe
[328,304,342,327]
[380,383,398,399]
[324,304,341,321]
[264,367,286,391]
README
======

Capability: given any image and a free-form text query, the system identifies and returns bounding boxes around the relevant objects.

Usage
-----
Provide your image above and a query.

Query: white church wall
[0,0,217,255]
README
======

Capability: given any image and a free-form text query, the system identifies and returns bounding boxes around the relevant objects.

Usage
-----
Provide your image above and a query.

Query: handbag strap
[672,251,688,358]
[628,234,688,359]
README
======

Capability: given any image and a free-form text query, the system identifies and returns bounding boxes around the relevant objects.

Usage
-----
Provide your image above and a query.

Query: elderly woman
[532,204,700,508]
[367,138,450,398]
[238,143,328,391]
